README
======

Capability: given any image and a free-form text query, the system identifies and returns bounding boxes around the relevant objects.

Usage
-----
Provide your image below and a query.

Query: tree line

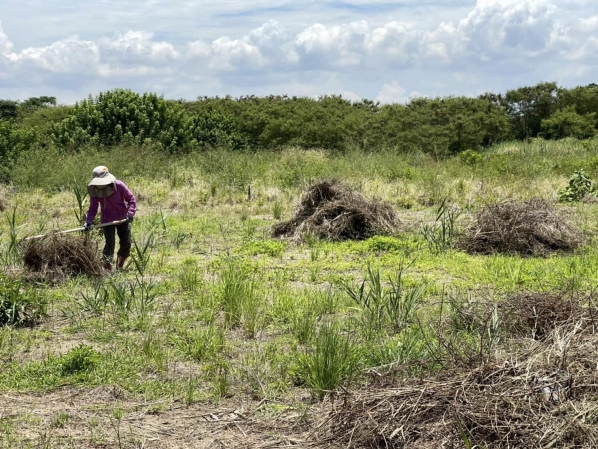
[1,82,597,181]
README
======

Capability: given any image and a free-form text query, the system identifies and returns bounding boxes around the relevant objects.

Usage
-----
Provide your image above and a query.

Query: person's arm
[86,196,99,224]
[121,182,136,218]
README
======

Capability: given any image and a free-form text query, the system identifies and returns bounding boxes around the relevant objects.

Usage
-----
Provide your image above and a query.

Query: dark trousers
[102,222,132,262]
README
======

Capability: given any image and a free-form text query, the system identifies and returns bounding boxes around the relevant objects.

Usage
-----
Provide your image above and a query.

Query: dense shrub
[51,89,188,152]
[0,121,38,182]
[542,107,596,140]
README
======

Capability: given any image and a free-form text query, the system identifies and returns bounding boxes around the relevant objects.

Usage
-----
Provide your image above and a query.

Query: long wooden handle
[22,219,129,241]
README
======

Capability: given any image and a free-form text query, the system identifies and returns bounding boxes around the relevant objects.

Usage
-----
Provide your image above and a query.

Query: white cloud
[101,31,180,61]
[578,15,598,32]
[1,0,598,102]
[0,21,13,55]
[375,81,407,104]
[15,37,100,73]
[294,21,369,67]
[455,0,559,58]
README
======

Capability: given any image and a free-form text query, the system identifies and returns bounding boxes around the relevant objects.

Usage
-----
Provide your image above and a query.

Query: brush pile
[22,234,103,281]
[313,293,598,449]
[457,198,581,256]
[273,180,399,241]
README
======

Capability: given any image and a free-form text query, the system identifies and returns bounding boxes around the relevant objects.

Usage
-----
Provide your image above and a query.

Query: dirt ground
[0,389,317,448]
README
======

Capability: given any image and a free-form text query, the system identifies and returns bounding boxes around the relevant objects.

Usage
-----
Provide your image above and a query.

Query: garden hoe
[22,219,128,241]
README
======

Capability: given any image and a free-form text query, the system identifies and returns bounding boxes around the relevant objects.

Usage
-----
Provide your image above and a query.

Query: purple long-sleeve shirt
[86,180,136,224]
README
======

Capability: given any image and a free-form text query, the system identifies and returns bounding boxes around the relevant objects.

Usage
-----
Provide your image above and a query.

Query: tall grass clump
[296,319,360,400]
[170,323,226,362]
[421,198,462,253]
[217,258,264,335]
[0,276,47,326]
[339,261,423,339]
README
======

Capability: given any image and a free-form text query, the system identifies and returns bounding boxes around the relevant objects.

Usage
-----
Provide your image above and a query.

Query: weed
[170,323,226,362]
[421,198,461,253]
[272,201,284,220]
[50,412,70,429]
[79,283,109,316]
[558,170,596,202]
[296,319,360,400]
[72,181,88,225]
[60,344,100,376]
[241,240,286,258]
[0,276,47,326]
[130,232,155,276]
[178,258,203,292]
[217,257,260,328]
[339,260,423,338]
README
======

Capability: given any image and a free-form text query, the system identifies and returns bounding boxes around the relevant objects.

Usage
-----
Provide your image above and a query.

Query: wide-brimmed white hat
[88,166,117,187]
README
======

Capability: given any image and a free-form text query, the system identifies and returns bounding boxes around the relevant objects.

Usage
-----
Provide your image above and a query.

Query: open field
[2,138,598,448]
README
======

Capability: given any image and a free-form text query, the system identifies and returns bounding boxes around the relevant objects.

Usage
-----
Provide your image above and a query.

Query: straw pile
[273,180,399,241]
[22,234,103,281]
[313,294,598,449]
[457,198,582,256]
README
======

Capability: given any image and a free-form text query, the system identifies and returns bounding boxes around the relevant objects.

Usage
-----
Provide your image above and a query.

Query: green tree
[0,100,18,121]
[503,82,560,139]
[541,107,596,139]
[52,89,188,152]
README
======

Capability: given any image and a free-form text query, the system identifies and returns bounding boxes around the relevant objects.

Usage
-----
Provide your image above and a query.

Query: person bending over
[85,166,136,271]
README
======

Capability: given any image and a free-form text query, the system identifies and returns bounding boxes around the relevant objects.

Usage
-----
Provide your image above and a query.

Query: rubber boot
[103,262,112,271]
[117,256,128,270]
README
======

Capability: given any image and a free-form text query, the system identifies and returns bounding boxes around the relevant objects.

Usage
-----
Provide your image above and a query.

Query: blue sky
[0,0,596,103]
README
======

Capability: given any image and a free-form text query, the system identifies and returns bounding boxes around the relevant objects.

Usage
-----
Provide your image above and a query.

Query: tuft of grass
[60,344,100,376]
[0,276,47,326]
[296,319,360,400]
[170,323,226,362]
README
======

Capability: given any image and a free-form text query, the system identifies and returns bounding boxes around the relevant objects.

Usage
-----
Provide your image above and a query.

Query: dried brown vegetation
[457,198,582,256]
[313,293,598,449]
[273,180,399,241]
[22,234,103,281]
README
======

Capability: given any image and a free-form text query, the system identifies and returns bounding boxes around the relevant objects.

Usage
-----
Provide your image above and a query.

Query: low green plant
[170,323,226,362]
[72,182,88,225]
[178,259,203,292]
[421,198,461,253]
[130,232,155,276]
[217,258,259,327]
[272,201,284,220]
[0,276,47,326]
[339,260,423,338]
[558,170,596,202]
[60,344,100,376]
[296,319,360,400]
[241,240,286,258]
[459,149,483,166]
[79,283,109,316]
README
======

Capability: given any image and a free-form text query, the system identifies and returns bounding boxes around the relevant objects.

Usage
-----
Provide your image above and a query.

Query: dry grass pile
[457,198,581,257]
[22,234,103,280]
[314,295,598,449]
[273,180,399,241]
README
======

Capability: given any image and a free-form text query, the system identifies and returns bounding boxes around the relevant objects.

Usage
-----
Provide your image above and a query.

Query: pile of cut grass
[457,198,582,257]
[22,234,103,282]
[314,293,598,449]
[272,180,399,242]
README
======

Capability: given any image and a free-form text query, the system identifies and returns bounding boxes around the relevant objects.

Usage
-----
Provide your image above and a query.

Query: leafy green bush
[558,170,596,202]
[542,107,597,140]
[52,89,188,152]
[459,149,483,166]
[0,276,47,326]
[187,111,246,151]
[0,121,38,181]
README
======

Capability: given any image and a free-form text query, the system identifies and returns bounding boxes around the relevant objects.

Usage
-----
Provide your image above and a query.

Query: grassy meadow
[1,137,598,447]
